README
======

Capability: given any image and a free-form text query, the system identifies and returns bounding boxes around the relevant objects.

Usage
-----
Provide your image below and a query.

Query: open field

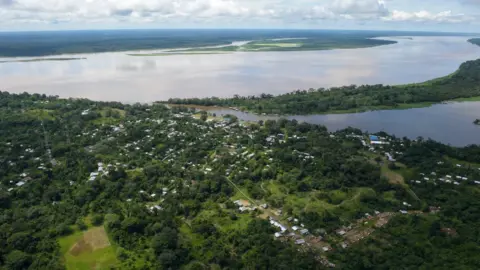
[251,43,302,48]
[58,226,117,270]
[24,109,55,120]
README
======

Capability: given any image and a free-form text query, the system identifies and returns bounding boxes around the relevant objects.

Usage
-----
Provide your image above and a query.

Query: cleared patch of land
[127,52,229,56]
[58,226,117,270]
[251,43,302,48]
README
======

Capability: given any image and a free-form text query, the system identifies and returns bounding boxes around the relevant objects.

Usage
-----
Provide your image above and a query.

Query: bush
[76,219,88,231]
[56,223,73,236]
[6,250,31,270]
[91,214,104,226]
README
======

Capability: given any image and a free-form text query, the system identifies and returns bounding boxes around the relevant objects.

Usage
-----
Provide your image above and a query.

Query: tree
[76,219,88,231]
[5,250,31,270]
[151,227,178,253]
[56,223,73,236]
[91,214,104,226]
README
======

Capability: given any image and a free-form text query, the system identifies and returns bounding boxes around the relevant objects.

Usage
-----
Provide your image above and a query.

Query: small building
[292,226,299,231]
[399,210,408,214]
[295,239,306,245]
[385,152,396,162]
[274,232,282,238]
[336,230,346,236]
[300,229,309,235]
[16,181,25,187]
[260,204,268,209]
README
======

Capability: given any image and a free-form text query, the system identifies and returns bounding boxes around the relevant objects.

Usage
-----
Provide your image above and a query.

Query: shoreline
[167,97,480,117]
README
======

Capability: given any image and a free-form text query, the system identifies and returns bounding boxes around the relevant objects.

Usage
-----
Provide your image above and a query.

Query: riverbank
[167,58,480,115]
[0,57,86,63]
[168,97,480,116]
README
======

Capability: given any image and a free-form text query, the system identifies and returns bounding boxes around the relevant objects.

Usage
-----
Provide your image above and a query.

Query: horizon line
[0,28,478,35]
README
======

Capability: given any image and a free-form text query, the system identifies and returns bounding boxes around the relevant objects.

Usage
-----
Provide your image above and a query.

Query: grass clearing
[451,96,480,102]
[58,226,118,270]
[25,109,55,120]
[252,43,302,48]
[128,52,230,56]
[381,165,405,185]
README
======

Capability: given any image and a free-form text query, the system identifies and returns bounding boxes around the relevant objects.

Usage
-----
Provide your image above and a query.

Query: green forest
[168,58,480,115]
[0,30,398,57]
[1,91,480,269]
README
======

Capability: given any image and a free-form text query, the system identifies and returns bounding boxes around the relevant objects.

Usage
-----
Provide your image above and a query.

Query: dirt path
[226,177,258,206]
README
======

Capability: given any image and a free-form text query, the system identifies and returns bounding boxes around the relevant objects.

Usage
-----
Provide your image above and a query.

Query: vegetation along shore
[168,58,480,115]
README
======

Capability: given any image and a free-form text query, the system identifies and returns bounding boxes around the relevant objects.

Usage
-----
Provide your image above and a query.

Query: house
[300,229,309,235]
[341,242,348,249]
[295,239,306,245]
[148,205,163,212]
[292,226,299,231]
[385,152,396,162]
[400,210,408,214]
[336,230,346,236]
[260,204,268,209]
[322,246,331,252]
[234,200,250,207]
[274,232,282,238]
[16,181,25,187]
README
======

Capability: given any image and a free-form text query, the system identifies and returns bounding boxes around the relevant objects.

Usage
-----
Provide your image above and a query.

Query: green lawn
[25,109,55,120]
[252,43,302,48]
[58,226,118,270]
[451,96,480,102]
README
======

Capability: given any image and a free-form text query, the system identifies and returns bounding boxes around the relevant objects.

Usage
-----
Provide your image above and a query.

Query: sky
[0,0,479,32]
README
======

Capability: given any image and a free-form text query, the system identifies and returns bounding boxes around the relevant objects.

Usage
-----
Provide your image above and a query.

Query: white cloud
[0,0,476,28]
[384,10,474,23]
[330,0,389,18]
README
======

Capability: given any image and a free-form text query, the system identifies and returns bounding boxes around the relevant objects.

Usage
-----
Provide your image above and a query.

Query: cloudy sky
[0,0,479,32]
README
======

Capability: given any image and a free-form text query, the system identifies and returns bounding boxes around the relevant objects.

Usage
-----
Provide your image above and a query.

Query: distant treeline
[468,38,480,46]
[0,29,467,57]
[168,59,480,115]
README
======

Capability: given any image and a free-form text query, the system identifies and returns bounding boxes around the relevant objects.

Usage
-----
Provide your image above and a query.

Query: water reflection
[209,102,480,147]
[0,36,479,103]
